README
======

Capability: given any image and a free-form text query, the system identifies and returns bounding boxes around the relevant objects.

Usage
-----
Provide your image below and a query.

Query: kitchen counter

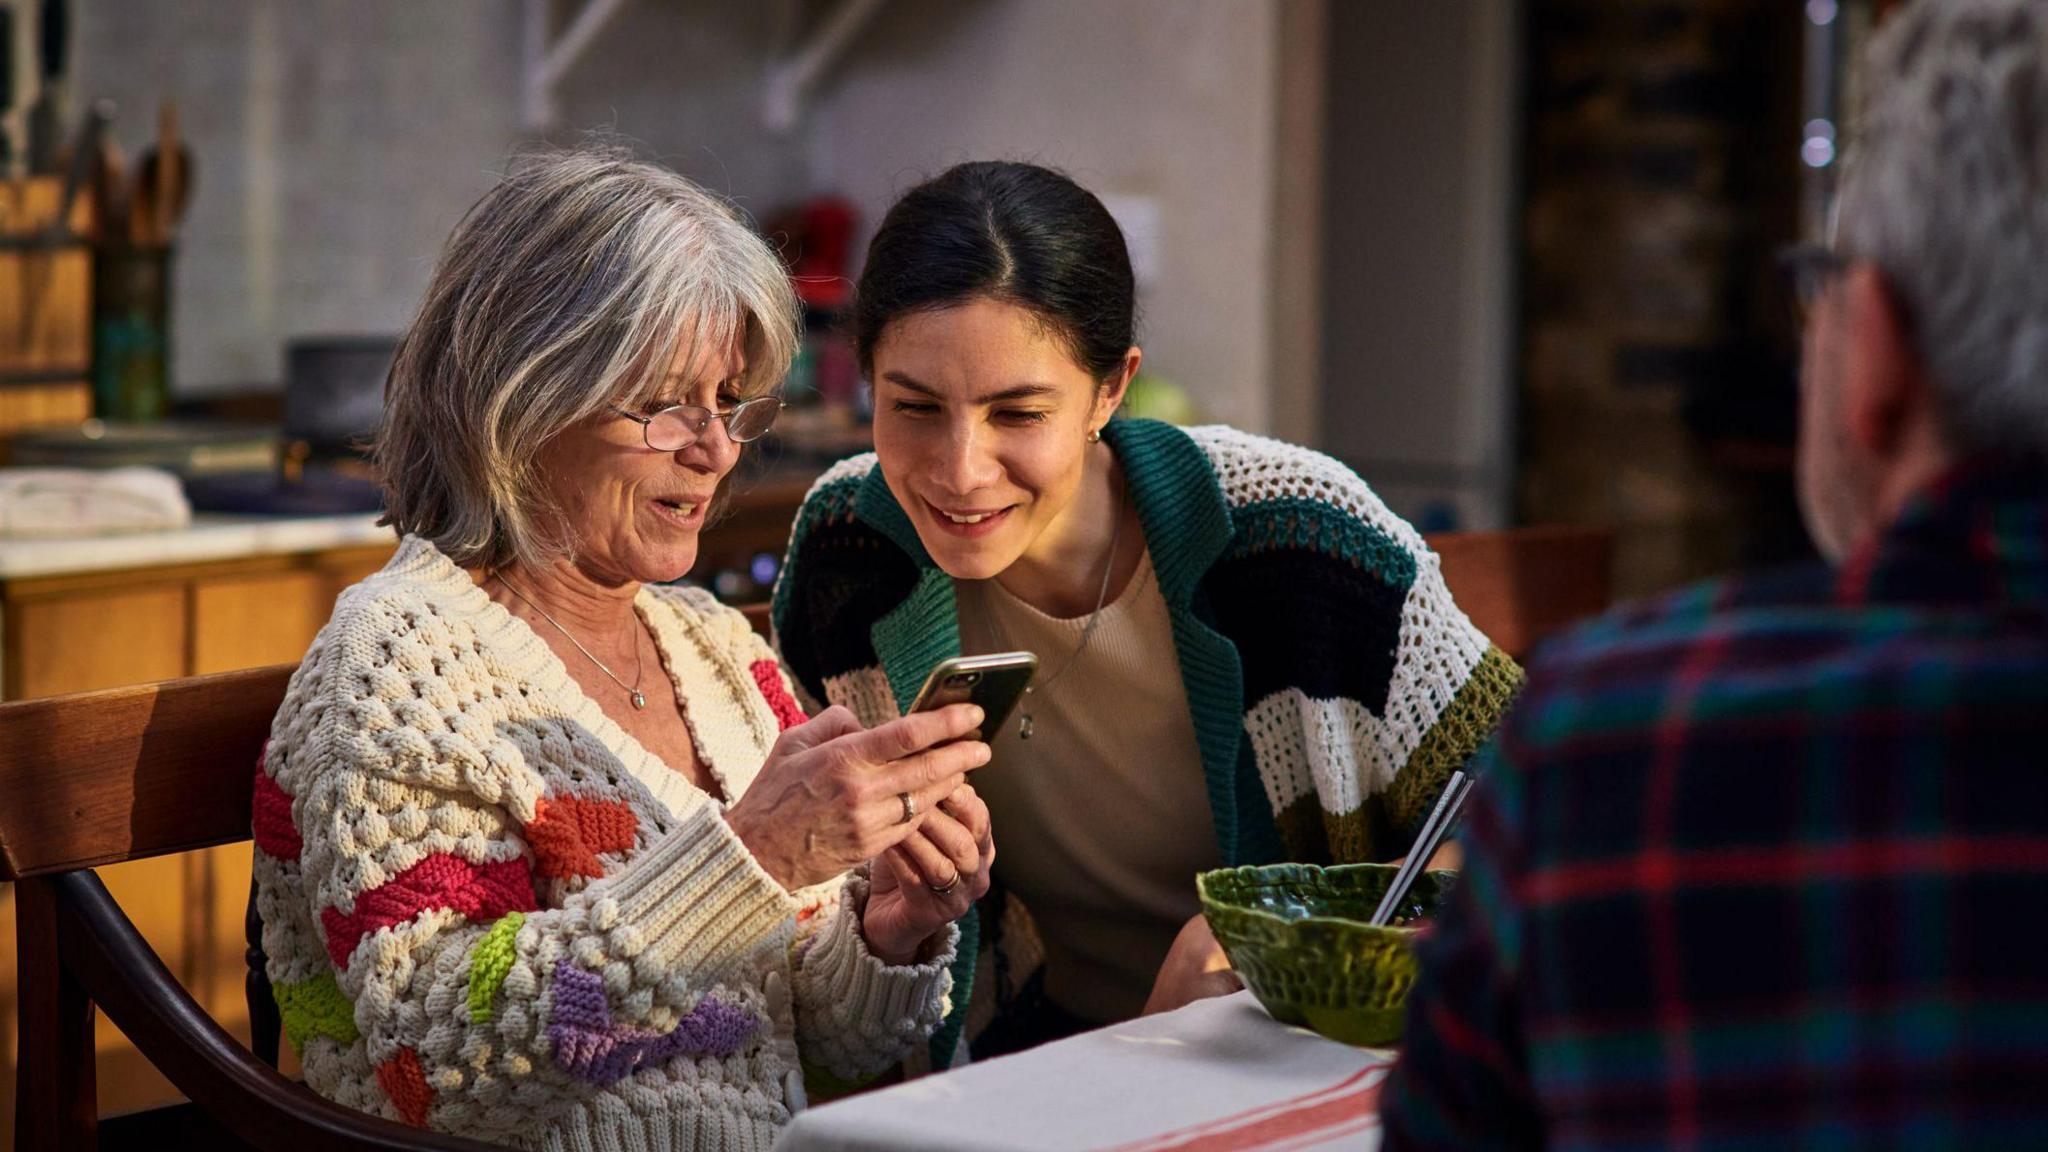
[0,512,394,580]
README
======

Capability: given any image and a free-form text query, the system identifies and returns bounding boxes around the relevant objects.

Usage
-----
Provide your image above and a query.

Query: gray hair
[1837,0,2048,461]
[374,146,800,571]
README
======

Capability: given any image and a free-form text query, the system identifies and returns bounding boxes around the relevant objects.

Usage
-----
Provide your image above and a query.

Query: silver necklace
[990,478,1128,740]
[495,572,649,709]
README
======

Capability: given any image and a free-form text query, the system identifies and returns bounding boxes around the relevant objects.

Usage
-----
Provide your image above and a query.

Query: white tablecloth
[775,992,1395,1152]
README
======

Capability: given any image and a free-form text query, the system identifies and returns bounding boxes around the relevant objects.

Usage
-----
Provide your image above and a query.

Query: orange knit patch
[376,1047,433,1128]
[526,794,639,879]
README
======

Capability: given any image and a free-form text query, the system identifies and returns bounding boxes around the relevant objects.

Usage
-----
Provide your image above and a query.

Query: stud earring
[1087,428,1102,443]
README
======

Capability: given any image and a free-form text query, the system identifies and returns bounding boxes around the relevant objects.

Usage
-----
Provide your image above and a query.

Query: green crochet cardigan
[771,419,1523,1064]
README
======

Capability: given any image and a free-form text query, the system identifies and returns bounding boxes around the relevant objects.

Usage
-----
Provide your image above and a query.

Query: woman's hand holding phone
[864,782,995,963]
[723,702,990,893]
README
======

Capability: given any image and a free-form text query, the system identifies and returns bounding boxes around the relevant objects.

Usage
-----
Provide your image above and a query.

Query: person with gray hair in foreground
[251,149,995,1150]
[1380,0,2048,1146]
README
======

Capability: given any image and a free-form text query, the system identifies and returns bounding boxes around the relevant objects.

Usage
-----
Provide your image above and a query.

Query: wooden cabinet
[0,540,394,1133]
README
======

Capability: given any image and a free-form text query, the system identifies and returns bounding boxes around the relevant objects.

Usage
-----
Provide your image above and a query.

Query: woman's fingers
[774,704,864,756]
[873,738,991,799]
[911,810,980,881]
[853,703,984,763]
[938,783,991,846]
[892,829,958,889]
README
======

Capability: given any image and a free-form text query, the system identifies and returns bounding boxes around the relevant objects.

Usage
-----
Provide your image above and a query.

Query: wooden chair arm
[50,871,506,1152]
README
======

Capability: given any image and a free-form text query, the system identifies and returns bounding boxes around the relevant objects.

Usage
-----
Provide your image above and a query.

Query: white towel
[0,467,192,537]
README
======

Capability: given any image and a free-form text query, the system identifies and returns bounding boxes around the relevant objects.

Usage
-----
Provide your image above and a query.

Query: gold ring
[928,871,960,896]
[898,791,916,824]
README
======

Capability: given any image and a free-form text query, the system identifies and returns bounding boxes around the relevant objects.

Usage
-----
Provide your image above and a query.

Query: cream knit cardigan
[252,536,955,1151]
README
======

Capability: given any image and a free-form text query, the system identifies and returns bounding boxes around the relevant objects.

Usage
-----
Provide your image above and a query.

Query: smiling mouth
[923,499,1016,536]
[654,497,702,519]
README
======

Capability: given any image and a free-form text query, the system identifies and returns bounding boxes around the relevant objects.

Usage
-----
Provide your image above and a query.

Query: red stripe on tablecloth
[1099,1064,1386,1152]
[1259,1111,1382,1152]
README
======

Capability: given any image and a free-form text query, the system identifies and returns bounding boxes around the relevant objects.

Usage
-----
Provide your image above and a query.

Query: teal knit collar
[849,418,1235,605]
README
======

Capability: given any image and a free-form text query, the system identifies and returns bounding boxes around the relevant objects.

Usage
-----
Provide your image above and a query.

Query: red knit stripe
[321,853,537,969]
[376,1047,433,1127]
[251,757,303,861]
[750,659,807,731]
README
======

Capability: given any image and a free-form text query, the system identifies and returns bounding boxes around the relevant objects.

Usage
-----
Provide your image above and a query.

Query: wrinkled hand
[723,703,989,892]
[863,783,995,964]
[1142,913,1243,1016]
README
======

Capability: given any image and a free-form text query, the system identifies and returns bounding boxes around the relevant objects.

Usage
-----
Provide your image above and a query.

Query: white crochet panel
[1186,424,1433,558]
[1242,690,1393,818]
[798,452,879,510]
[1188,424,1490,816]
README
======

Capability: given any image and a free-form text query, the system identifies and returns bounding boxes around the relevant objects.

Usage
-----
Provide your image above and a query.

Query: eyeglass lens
[643,398,780,450]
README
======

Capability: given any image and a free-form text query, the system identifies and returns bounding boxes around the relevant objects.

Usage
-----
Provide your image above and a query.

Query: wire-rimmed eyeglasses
[611,397,785,451]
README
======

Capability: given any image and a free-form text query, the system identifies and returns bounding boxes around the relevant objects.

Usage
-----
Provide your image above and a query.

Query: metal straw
[1370,770,1475,926]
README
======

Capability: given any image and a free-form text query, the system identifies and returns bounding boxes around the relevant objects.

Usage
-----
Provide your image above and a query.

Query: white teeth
[944,511,993,524]
[659,501,696,516]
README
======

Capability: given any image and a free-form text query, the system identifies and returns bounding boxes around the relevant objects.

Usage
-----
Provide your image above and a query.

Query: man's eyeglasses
[611,396,785,451]
[1777,243,1851,325]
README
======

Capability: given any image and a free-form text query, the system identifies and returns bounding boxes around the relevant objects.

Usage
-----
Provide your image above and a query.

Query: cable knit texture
[773,419,1525,1065]
[252,536,956,1151]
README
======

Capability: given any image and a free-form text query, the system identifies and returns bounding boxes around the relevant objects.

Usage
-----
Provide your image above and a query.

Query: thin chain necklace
[988,475,1128,740]
[494,572,649,710]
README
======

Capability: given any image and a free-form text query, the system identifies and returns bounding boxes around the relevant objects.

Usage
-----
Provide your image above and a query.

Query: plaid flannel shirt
[1381,464,2048,1151]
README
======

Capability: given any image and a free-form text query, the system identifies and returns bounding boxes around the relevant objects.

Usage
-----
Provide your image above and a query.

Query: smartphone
[905,651,1039,743]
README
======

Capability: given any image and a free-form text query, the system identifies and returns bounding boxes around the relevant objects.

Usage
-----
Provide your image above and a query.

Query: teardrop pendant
[630,690,647,710]
[1018,712,1034,740]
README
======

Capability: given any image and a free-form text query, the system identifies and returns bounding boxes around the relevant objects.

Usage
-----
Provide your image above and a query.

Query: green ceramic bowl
[1198,862,1455,1048]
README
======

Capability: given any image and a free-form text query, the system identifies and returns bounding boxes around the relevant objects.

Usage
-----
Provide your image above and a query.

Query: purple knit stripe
[546,960,758,1085]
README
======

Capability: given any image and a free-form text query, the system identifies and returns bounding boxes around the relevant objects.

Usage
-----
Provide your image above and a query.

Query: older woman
[773,162,1523,1061]
[252,149,993,1150]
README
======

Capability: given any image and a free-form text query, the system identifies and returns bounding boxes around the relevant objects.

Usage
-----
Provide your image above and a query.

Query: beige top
[957,548,1221,1024]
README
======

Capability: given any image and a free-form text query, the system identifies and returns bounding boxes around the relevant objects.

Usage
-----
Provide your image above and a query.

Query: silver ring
[898,791,916,825]
[928,871,960,896]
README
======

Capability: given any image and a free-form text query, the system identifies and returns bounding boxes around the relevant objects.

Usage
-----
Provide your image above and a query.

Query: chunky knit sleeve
[261,594,797,1139]
[786,872,958,1082]
[1194,425,1524,863]
[665,585,959,1080]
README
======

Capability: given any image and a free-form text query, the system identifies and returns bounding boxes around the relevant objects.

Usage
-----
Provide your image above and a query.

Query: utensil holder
[92,242,174,422]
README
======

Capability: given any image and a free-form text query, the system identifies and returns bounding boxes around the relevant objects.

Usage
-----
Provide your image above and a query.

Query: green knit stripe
[466,911,527,1024]
[1102,419,1233,606]
[1227,497,1419,590]
[1384,645,1526,837]
[927,903,979,1069]
[770,472,867,633]
[1273,791,1382,864]
[1173,608,1258,865]
[274,970,359,1054]
[872,567,962,715]
[854,460,934,564]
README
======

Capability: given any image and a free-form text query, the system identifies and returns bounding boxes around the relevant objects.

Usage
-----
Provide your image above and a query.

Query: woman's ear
[1093,346,1143,426]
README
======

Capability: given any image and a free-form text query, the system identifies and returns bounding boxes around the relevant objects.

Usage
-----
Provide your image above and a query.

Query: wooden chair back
[0,668,500,1151]
[1424,525,1613,661]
